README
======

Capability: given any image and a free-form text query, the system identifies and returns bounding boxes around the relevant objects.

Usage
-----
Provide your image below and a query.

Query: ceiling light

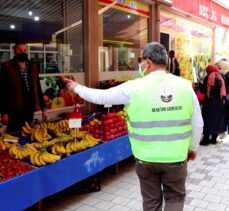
[10,25,15,29]
[34,16,39,21]
[28,11,33,16]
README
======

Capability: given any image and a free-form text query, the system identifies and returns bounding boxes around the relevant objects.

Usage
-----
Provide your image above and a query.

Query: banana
[64,119,69,128]
[80,140,89,150]
[41,151,60,164]
[30,130,35,141]
[48,153,61,161]
[60,135,74,143]
[30,152,37,165]
[51,144,58,155]
[56,143,66,155]
[59,120,64,128]
[40,122,46,128]
[66,142,73,155]
[25,143,37,151]
[34,129,43,142]
[25,121,33,131]
[37,152,46,166]
[70,141,77,152]
[21,145,37,158]
[18,147,24,158]
[15,148,23,159]
[72,141,82,152]
[9,145,17,156]
[86,134,101,143]
[9,145,22,158]
[33,152,43,166]
[22,147,31,157]
[22,126,32,135]
[71,130,87,139]
[41,151,55,163]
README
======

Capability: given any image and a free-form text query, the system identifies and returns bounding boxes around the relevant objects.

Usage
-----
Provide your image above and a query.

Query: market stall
[0,135,132,211]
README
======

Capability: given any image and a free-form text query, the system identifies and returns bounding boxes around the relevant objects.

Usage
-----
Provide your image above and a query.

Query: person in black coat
[200,64,226,146]
[216,60,229,134]
[169,50,180,76]
[0,42,47,132]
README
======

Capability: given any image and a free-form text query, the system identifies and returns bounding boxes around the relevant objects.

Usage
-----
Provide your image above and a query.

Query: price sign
[69,118,82,128]
[104,104,112,108]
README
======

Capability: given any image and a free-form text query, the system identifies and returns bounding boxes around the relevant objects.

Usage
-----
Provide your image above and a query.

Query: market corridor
[43,137,229,211]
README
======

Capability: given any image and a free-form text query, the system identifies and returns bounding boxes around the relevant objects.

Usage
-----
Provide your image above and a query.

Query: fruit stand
[0,85,130,210]
[0,135,132,211]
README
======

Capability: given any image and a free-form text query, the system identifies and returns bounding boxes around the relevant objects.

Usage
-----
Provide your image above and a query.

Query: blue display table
[0,135,132,211]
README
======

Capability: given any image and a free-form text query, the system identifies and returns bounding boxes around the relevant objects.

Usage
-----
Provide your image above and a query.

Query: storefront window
[0,0,83,73]
[160,12,213,82]
[98,0,149,72]
[215,27,229,61]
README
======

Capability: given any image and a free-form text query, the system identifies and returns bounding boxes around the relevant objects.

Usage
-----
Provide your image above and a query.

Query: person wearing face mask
[0,42,47,132]
[65,42,203,211]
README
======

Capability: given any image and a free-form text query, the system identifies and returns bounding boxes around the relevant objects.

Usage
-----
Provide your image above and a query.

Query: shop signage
[99,0,150,17]
[172,0,229,28]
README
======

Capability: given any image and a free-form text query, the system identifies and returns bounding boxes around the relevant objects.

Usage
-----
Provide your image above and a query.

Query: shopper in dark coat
[200,64,226,145]
[216,60,229,139]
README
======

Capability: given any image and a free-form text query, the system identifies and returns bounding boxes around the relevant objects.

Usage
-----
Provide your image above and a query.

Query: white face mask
[138,60,147,77]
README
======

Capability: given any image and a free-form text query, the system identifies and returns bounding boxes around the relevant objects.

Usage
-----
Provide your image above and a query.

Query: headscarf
[216,60,229,75]
[206,64,226,99]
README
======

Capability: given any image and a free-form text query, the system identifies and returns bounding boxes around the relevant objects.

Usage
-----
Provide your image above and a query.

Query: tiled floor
[42,136,229,211]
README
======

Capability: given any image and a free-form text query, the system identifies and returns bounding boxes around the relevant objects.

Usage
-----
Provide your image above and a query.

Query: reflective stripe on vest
[129,119,191,128]
[129,130,192,142]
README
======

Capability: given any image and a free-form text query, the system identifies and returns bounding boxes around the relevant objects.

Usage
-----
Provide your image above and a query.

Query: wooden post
[84,0,99,112]
[149,2,161,42]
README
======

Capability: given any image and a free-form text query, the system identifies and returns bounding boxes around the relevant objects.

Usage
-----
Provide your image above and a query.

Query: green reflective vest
[125,71,193,162]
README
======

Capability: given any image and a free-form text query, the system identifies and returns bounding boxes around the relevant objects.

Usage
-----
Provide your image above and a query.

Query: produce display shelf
[0,135,132,211]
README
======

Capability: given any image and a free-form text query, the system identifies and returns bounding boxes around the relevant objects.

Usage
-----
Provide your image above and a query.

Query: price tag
[69,118,82,128]
[104,104,112,108]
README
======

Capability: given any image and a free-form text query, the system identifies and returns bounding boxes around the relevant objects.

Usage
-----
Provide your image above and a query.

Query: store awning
[172,0,229,29]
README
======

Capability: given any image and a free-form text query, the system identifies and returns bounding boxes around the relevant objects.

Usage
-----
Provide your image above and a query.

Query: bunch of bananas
[85,133,102,143]
[51,142,66,156]
[46,122,57,131]
[65,134,101,155]
[30,150,61,166]
[21,121,71,142]
[65,141,88,154]
[9,144,37,159]
[22,122,34,137]
[70,128,88,139]
[56,120,71,133]
[30,126,52,142]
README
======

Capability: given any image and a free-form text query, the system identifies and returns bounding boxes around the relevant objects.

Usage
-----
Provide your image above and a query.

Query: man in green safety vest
[65,42,203,211]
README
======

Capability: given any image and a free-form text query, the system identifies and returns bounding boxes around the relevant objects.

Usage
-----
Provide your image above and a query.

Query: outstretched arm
[65,78,131,105]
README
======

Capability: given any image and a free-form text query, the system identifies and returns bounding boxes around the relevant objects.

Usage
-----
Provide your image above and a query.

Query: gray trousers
[135,159,187,211]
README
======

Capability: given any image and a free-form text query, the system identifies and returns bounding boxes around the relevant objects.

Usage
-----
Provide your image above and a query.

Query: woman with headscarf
[217,60,229,134]
[200,64,226,146]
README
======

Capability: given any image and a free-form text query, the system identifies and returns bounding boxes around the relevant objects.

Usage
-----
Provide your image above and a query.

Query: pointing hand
[65,78,79,92]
